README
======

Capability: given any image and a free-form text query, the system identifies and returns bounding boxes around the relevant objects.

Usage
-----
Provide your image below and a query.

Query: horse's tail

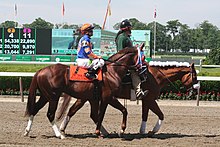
[25,71,39,117]
[56,93,71,121]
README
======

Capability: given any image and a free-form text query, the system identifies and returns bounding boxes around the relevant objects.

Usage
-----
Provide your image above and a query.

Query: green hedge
[1,77,220,101]
[0,77,32,95]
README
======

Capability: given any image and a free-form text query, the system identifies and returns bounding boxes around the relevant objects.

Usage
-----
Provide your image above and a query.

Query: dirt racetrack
[0,96,220,147]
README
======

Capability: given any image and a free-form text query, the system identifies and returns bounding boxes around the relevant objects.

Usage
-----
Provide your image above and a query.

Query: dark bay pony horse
[24,47,140,139]
[57,61,198,136]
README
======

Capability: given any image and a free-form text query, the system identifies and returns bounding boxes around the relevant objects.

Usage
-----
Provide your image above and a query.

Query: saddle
[69,65,102,82]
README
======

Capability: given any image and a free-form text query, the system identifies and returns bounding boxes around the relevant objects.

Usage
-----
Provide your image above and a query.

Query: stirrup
[136,90,149,100]
[85,72,97,80]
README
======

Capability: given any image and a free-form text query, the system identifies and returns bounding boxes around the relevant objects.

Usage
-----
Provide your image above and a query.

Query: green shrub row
[160,91,220,101]
[0,77,220,101]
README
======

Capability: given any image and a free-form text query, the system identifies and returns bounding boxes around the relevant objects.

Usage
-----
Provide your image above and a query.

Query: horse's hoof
[60,130,65,135]
[24,130,29,136]
[98,134,104,139]
[118,130,125,138]
[95,130,101,136]
[60,130,66,139]
[147,131,155,137]
[60,134,66,139]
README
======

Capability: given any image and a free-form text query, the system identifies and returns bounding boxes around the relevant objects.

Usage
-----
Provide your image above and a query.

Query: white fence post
[196,81,200,106]
[19,77,24,102]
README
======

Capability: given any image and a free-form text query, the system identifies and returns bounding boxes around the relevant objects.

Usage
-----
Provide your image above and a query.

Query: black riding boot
[85,68,97,79]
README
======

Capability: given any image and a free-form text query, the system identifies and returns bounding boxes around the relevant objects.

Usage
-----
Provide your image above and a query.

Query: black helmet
[120,19,132,30]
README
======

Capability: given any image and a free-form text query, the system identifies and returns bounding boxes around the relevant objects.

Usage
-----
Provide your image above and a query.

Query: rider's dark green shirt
[116,32,133,51]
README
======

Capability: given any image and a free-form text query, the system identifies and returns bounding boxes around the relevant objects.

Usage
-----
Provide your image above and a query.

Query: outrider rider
[115,19,149,100]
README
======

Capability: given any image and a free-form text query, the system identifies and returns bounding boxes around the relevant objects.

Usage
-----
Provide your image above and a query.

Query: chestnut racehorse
[24,47,140,139]
[57,62,198,136]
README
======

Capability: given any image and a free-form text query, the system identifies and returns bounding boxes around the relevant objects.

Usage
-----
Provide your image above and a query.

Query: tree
[129,18,148,30]
[113,18,148,30]
[175,24,191,52]
[199,20,219,50]
[93,23,102,29]
[147,22,168,51]
[206,48,220,65]
[23,17,54,29]
[0,21,17,28]
[166,20,181,39]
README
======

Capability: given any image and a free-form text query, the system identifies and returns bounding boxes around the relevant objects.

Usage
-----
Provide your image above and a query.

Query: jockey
[76,23,104,79]
[115,19,149,100]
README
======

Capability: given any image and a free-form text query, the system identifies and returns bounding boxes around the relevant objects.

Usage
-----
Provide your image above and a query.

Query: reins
[155,65,196,93]
[155,67,180,92]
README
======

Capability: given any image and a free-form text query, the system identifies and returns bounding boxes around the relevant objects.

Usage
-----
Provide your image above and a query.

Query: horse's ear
[190,63,194,68]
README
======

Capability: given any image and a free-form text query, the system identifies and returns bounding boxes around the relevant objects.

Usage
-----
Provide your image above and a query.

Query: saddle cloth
[69,65,102,82]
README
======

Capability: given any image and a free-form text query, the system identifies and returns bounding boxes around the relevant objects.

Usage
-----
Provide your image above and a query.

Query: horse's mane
[108,47,137,61]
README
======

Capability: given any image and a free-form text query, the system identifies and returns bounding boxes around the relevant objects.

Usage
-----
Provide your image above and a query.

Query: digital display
[1,29,149,57]
[20,28,36,55]
[3,28,20,54]
[0,28,37,55]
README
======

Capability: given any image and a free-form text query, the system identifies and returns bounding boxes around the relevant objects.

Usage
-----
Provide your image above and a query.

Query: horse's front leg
[109,98,128,135]
[139,98,149,134]
[60,99,86,138]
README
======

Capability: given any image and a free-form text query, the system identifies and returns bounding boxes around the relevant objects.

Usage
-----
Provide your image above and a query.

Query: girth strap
[93,80,101,100]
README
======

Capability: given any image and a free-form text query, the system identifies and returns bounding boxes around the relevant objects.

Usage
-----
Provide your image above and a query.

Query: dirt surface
[0,96,220,147]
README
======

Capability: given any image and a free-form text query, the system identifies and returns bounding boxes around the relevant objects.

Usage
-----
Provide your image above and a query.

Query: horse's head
[181,63,199,95]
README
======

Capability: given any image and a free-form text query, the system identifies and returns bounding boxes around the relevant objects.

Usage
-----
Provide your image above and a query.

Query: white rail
[0,61,74,65]
[0,72,220,105]
[0,72,35,77]
[197,76,220,81]
[1,72,219,81]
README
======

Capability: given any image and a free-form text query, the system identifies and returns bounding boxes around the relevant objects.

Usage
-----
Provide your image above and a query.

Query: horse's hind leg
[108,98,128,135]
[89,100,109,136]
[60,99,87,136]
[95,100,108,136]
[47,100,64,139]
[24,96,48,136]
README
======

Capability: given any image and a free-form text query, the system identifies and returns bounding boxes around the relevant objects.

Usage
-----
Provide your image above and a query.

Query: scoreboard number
[20,28,36,55]
[1,28,36,55]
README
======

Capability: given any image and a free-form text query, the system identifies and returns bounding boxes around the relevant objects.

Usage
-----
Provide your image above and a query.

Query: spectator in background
[68,28,81,49]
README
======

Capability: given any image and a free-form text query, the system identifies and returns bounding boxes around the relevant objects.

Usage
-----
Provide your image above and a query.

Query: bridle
[156,65,197,93]
[186,65,199,97]
[156,67,180,92]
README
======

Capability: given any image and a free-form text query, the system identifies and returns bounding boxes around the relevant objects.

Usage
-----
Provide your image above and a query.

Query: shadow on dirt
[64,133,220,141]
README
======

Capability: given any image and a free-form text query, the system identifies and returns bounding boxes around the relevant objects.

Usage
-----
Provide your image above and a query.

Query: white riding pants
[76,58,104,70]
[130,70,142,96]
